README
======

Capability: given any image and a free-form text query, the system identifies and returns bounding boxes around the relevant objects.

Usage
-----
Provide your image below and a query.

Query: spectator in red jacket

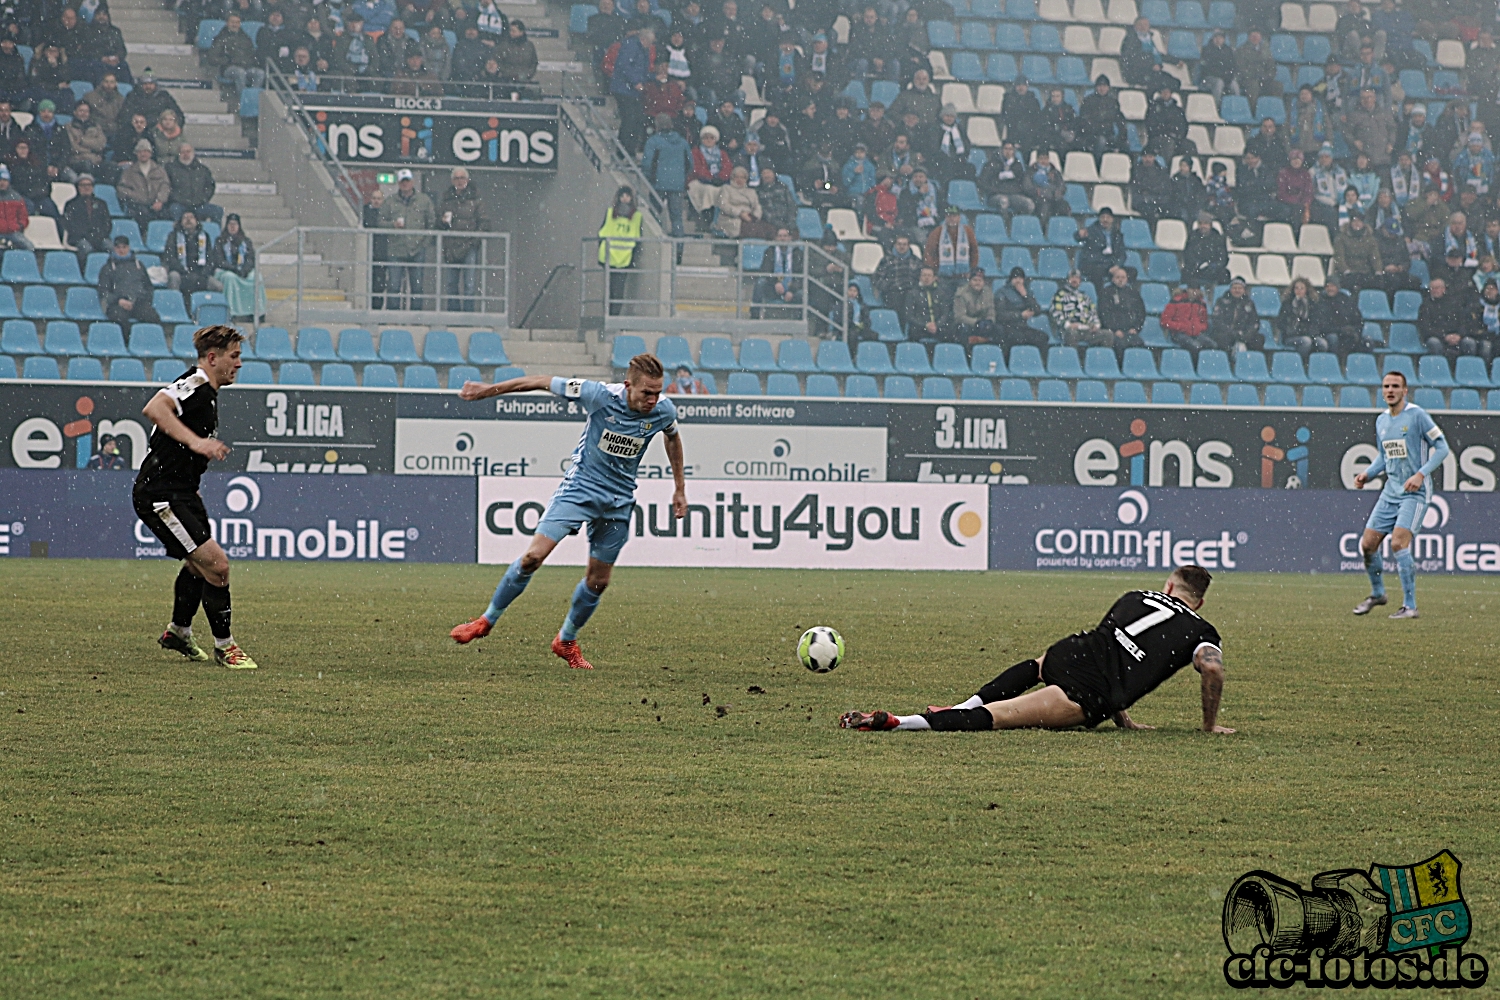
[0,165,32,248]
[1274,147,1313,224]
[1160,284,1214,353]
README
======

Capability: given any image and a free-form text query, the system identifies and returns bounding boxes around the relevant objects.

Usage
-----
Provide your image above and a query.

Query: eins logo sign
[1074,418,1234,487]
[10,394,147,470]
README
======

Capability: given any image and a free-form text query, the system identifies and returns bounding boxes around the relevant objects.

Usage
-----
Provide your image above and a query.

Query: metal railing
[264,63,366,215]
[581,236,849,339]
[256,226,510,328]
[280,72,546,102]
[558,73,670,231]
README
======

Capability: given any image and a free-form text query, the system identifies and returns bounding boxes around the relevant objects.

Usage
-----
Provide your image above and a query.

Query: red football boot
[450,617,493,644]
[551,635,594,670]
[839,710,900,731]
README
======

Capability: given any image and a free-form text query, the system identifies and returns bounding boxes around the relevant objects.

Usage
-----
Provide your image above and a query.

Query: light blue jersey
[549,377,679,507]
[1363,402,1449,499]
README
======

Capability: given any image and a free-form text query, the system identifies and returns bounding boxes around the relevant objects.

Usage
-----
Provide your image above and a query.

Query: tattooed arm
[1194,643,1234,734]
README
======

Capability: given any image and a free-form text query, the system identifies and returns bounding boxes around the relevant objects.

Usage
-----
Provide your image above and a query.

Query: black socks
[201,583,232,640]
[976,659,1041,705]
[173,565,203,628]
[922,707,995,731]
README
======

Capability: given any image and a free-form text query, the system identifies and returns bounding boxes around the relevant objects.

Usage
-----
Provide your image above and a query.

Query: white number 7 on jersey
[1124,598,1176,636]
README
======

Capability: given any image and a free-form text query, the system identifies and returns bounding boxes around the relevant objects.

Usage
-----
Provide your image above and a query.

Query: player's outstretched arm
[1111,709,1154,730]
[1194,645,1234,734]
[663,430,688,518]
[142,392,228,460]
[458,374,554,401]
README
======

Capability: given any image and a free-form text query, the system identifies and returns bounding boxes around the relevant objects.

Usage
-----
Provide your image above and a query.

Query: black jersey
[134,368,218,494]
[1085,590,1222,713]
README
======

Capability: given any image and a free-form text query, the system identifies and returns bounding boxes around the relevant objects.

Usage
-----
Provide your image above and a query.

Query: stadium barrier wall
[4,385,1498,491]
[989,486,1500,575]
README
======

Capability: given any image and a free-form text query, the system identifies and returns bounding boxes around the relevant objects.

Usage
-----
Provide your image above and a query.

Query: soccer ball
[798,626,845,673]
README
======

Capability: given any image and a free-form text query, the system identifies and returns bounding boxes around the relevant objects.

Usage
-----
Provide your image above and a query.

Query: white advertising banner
[397,418,888,481]
[477,478,988,569]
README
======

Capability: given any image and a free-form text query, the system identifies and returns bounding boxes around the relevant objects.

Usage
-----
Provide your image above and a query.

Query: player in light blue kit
[449,354,688,668]
[1351,371,1450,620]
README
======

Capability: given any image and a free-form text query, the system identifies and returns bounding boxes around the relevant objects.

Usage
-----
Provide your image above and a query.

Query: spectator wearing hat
[1198,29,1236,101]
[62,173,111,264]
[688,124,733,224]
[1183,212,1230,287]
[1075,207,1123,291]
[950,268,998,345]
[842,143,876,204]
[1161,285,1214,355]
[1308,144,1348,228]
[1204,161,1235,223]
[97,235,159,329]
[1430,211,1480,288]
[1389,150,1421,206]
[1168,158,1207,222]
[332,13,376,78]
[642,114,692,238]
[1273,148,1313,224]
[735,133,774,182]
[0,39,25,105]
[873,231,922,305]
[931,104,972,184]
[1452,133,1495,197]
[825,99,862,164]
[1051,270,1105,348]
[1143,84,1189,158]
[897,167,940,243]
[994,267,1048,350]
[164,210,221,296]
[166,143,220,224]
[120,71,182,132]
[5,140,54,219]
[665,363,710,394]
[26,44,75,114]
[925,204,977,296]
[1130,151,1172,225]
[1000,77,1046,154]
[859,102,897,159]
[117,137,172,229]
[1078,76,1128,156]
[23,99,74,183]
[1210,278,1263,353]
[378,168,437,310]
[0,166,32,249]
[495,20,539,83]
[1096,266,1147,356]
[1395,103,1429,163]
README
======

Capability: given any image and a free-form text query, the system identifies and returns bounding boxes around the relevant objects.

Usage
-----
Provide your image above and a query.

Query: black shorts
[1041,634,1114,729]
[133,489,212,561]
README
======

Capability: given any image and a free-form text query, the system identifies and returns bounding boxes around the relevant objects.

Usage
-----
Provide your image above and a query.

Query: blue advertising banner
[989,486,1500,574]
[0,470,476,563]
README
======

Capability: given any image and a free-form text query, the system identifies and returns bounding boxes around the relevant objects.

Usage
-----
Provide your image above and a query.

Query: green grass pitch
[2,561,1497,998]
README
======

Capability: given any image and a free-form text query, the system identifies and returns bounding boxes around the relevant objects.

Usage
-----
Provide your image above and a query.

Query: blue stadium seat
[467,332,509,366]
[1386,324,1422,354]
[1344,353,1381,386]
[766,373,801,396]
[151,358,182,382]
[1247,285,1279,316]
[1008,215,1046,246]
[322,363,358,387]
[1167,30,1199,60]
[947,180,985,213]
[1057,55,1090,85]
[108,357,146,381]
[698,337,738,370]
[815,339,858,373]
[1418,354,1454,387]
[362,364,399,388]
[1449,388,1482,410]
[1141,0,1172,21]
[841,80,869,109]
[922,376,957,399]
[1270,351,1308,383]
[869,308,906,342]
[88,322,129,357]
[773,339,813,372]
[1121,347,1158,379]
[422,330,465,365]
[960,377,996,400]
[1037,248,1071,279]
[1036,379,1071,402]
[42,252,85,285]
[295,328,336,362]
[568,4,593,35]
[978,246,999,275]
[403,365,440,389]
[494,365,527,383]
[1145,253,1181,283]
[445,365,481,388]
[928,20,959,47]
[1392,290,1421,320]
[1007,0,1038,19]
[1152,381,1185,404]
[1000,246,1035,276]
[1255,96,1287,124]
[331,328,375,362]
[42,320,83,355]
[1411,387,1445,410]
[975,213,1007,245]
[1107,380,1142,403]
[931,343,971,376]
[128,324,169,358]
[378,329,421,363]
[985,53,1017,82]
[150,290,190,325]
[1301,384,1335,407]
[62,286,105,322]
[110,219,144,250]
[994,22,1026,50]
[1223,382,1258,406]
[1008,345,1045,377]
[1,249,41,284]
[895,342,933,375]
[1064,183,1090,215]
[65,355,102,380]
[1188,382,1222,405]
[845,374,880,398]
[856,341,895,374]
[654,335,693,371]
[1398,68,1432,99]
[1269,33,1299,62]
[1068,379,1104,403]
[796,207,823,241]
[1032,24,1063,52]
[726,371,761,395]
[805,374,840,397]
[278,362,316,386]
[1358,289,1393,320]
[999,377,1033,400]
[1121,218,1155,249]
[1306,352,1343,384]
[1046,346,1083,378]
[1235,351,1272,381]
[0,354,14,379]
[1176,1,1207,25]
[1219,95,1253,124]
[22,286,62,319]
[953,51,986,81]
[254,327,295,360]
[738,338,778,371]
[235,360,274,384]
[1159,348,1196,381]
[144,220,174,253]
[961,21,995,50]
[1302,35,1330,63]
[1195,350,1233,381]
[1452,355,1490,387]
[972,0,1003,15]
[1491,389,1500,409]
[1382,353,1416,383]
[870,80,900,107]
[1083,347,1121,379]
[1017,54,1052,84]
[1030,279,1058,306]
[970,344,1007,376]
[1140,283,1170,314]
[1262,384,1297,406]
[1338,386,1372,407]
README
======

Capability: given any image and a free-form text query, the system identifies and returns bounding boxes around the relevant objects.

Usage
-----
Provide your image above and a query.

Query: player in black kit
[841,566,1232,734]
[133,325,258,670]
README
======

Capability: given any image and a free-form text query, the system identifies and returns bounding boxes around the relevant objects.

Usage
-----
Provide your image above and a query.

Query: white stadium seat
[967,116,1002,146]
[50,182,76,215]
[1256,255,1293,286]
[826,209,868,242]
[851,242,884,274]
[976,85,1006,113]
[740,75,766,106]
[1436,39,1466,68]
[1159,62,1193,89]
[927,49,952,80]
[1029,150,1063,169]
[1063,151,1100,182]
[1187,126,1214,155]
[1298,225,1334,255]
[1229,253,1256,283]
[1213,125,1246,155]
[1154,219,1187,250]
[1280,3,1308,31]
[1292,255,1326,285]
[1106,0,1137,23]
[1117,88,1148,120]
[1072,0,1108,23]
[1038,0,1072,21]
[1096,27,1126,54]
[1206,156,1236,185]
[1185,93,1222,123]
[749,108,766,129]
[1099,152,1133,182]
[25,216,64,249]
[1064,25,1098,54]
[1307,3,1338,31]
[832,14,850,44]
[1091,184,1133,214]
[1261,223,1299,254]
[943,83,977,115]
[1090,57,1124,87]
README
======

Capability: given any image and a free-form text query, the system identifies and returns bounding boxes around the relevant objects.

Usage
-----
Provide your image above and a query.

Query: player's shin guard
[1395,547,1417,609]
[201,583,232,641]
[1364,549,1386,598]
[173,565,203,629]
[484,558,534,624]
[558,579,604,641]
[976,659,1041,705]
[921,706,995,731]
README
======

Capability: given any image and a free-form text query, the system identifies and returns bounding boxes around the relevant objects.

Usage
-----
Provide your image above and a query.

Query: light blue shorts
[536,495,634,564]
[1365,491,1429,536]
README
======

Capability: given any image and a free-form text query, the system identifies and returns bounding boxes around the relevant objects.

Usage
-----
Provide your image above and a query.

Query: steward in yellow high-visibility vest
[598,189,643,267]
